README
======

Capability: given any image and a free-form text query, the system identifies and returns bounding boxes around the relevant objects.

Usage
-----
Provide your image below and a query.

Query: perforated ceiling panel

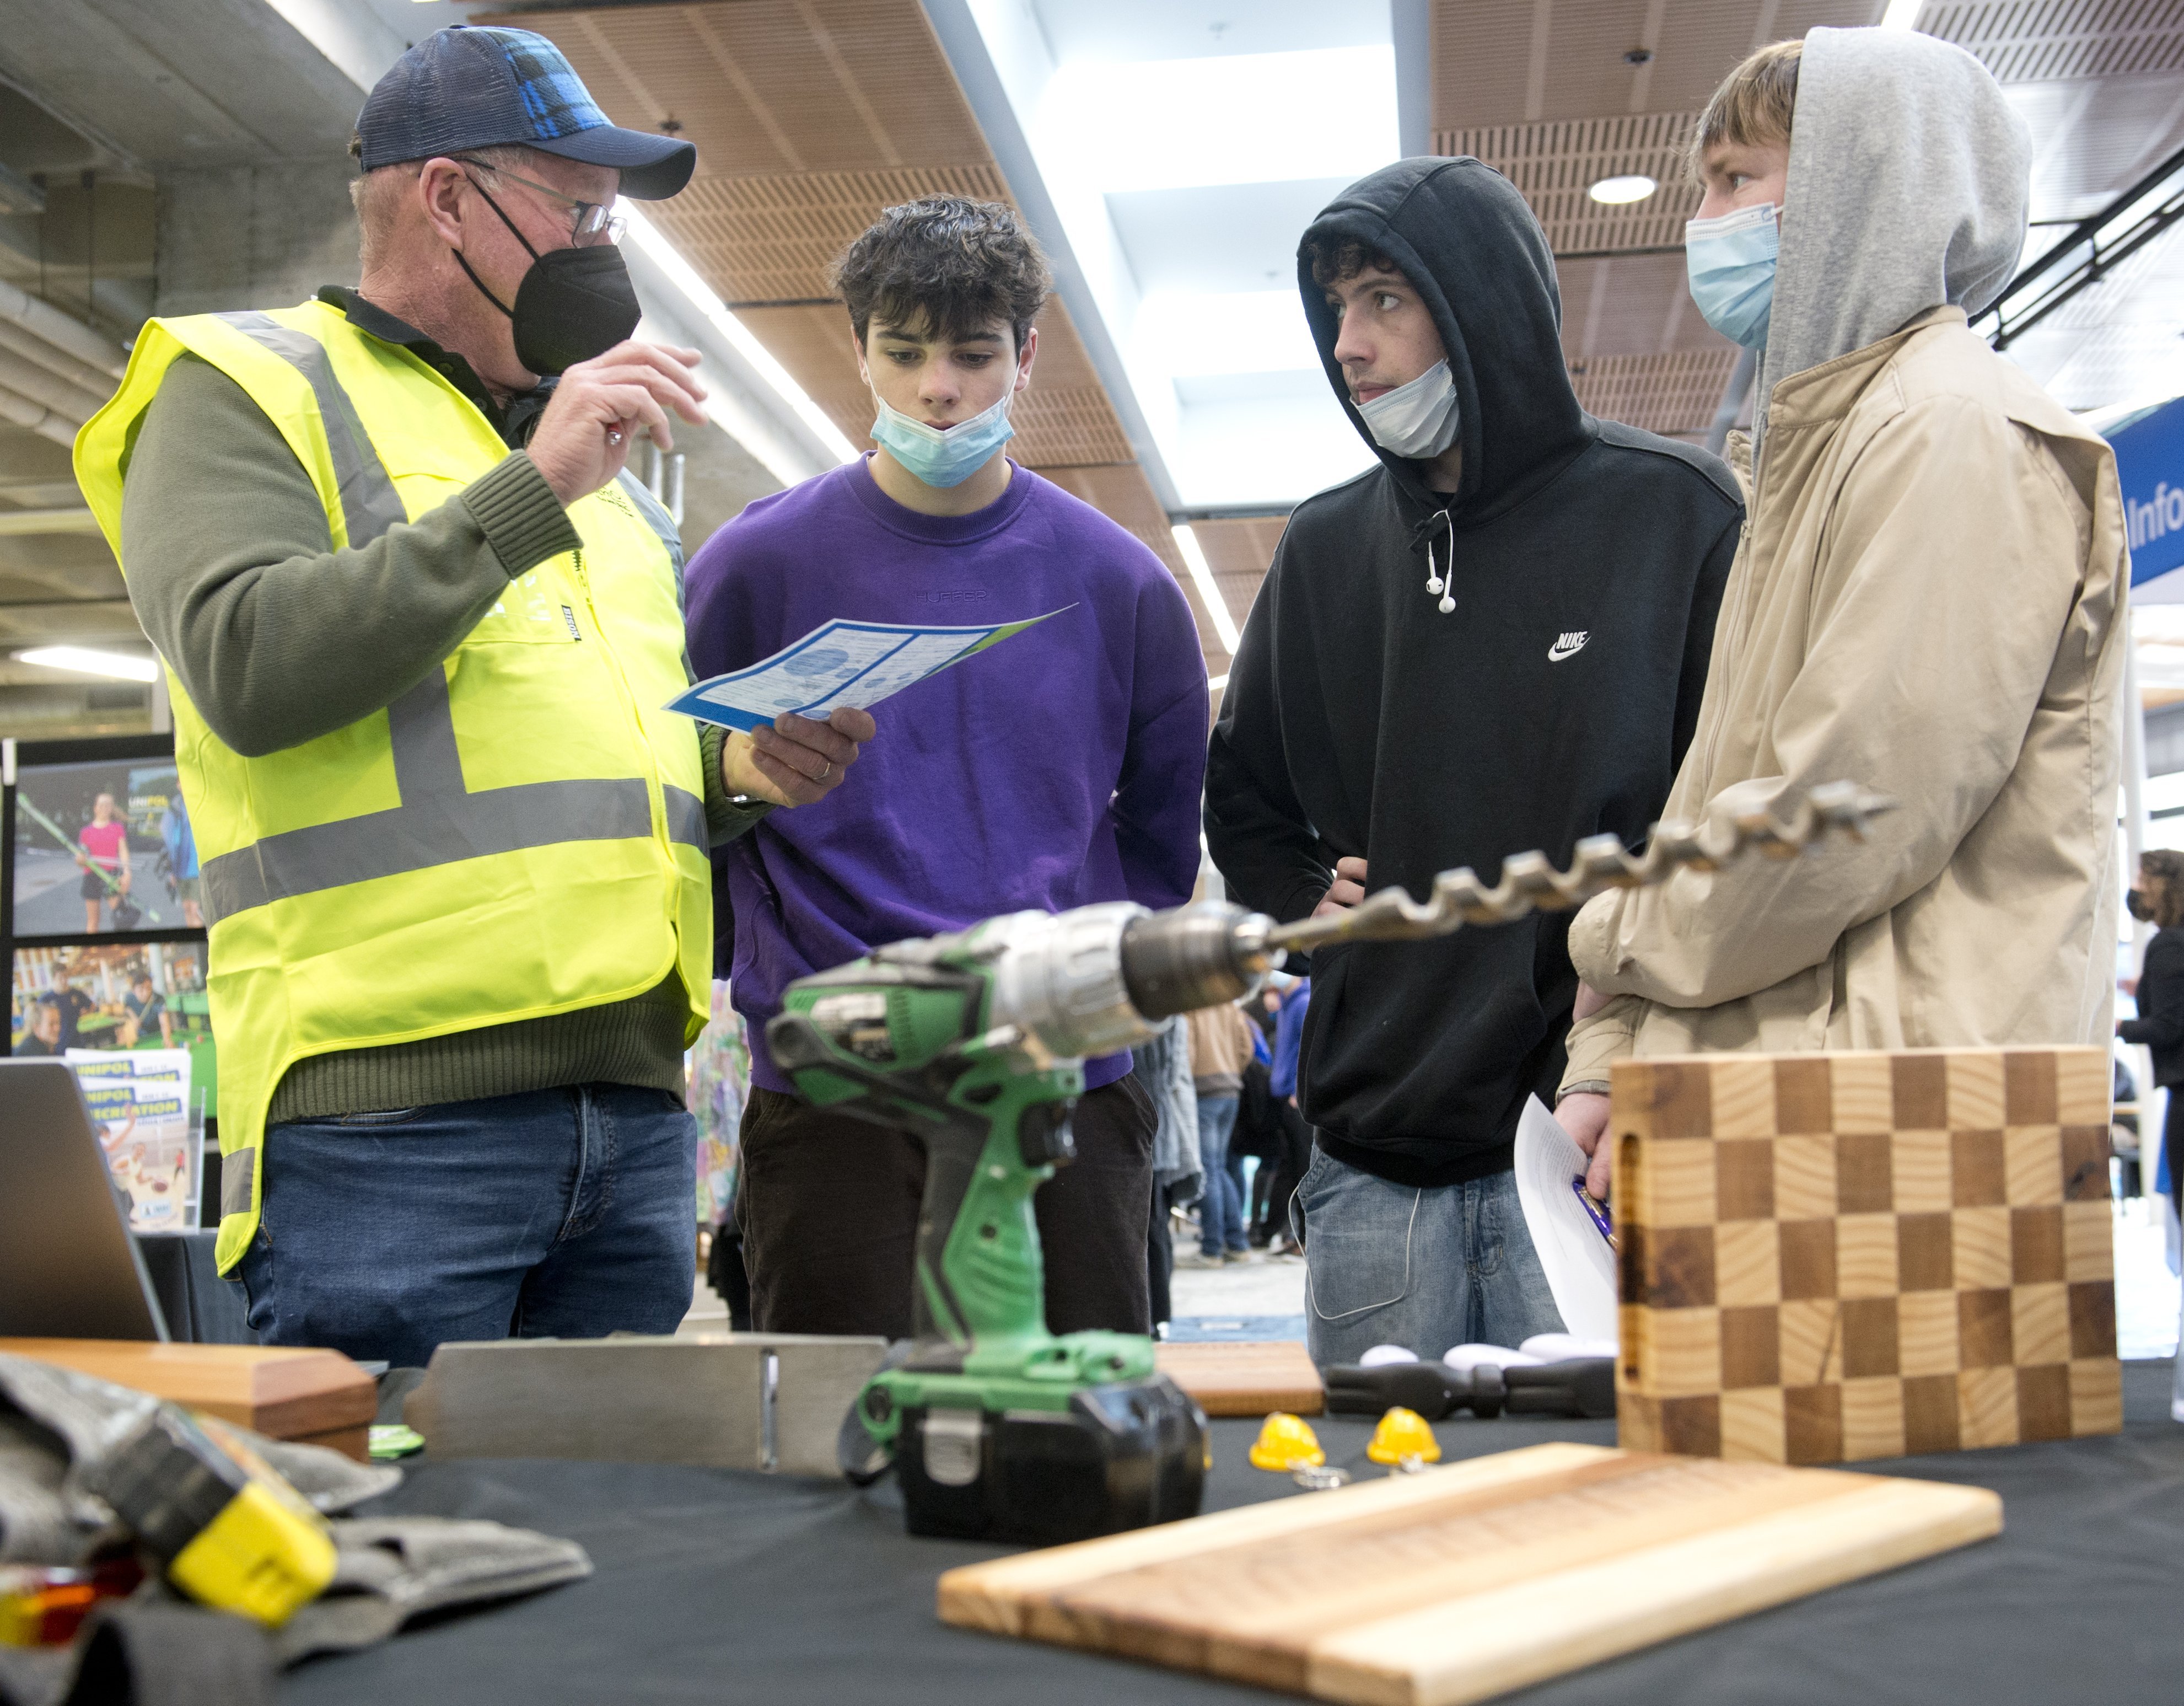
[1432,1,1882,130]
[1436,112,1703,254]
[1569,347,1745,437]
[1919,0,2184,81]
[1193,516,1290,634]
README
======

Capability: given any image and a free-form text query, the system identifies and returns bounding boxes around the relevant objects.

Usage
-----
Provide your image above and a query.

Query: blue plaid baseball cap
[357,25,694,199]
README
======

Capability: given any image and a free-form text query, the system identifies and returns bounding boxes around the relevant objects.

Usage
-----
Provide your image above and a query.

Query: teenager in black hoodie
[1206,158,1742,1363]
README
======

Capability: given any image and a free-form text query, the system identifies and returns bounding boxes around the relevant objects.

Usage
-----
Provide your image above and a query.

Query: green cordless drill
[763,782,1893,1544]
[766,899,1281,1545]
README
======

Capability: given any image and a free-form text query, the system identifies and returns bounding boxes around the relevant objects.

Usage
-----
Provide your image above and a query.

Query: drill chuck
[971,901,1281,1063]
[1120,904,1281,1021]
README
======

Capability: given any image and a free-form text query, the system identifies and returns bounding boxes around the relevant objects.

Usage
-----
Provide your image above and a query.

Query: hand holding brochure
[1512,1095,1619,1343]
[666,608,1071,733]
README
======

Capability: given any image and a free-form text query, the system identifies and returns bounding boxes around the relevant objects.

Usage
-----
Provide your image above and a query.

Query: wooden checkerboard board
[1611,1048,2121,1465]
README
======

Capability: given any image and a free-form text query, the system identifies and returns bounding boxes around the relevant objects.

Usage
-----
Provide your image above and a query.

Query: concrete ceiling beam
[0,277,127,377]
[0,382,81,446]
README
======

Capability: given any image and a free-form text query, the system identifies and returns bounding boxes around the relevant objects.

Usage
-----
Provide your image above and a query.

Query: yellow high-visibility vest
[76,299,712,1272]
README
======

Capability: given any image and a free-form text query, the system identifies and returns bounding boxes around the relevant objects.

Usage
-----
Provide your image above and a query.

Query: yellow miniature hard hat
[1249,1411,1325,1472]
[1365,1406,1441,1467]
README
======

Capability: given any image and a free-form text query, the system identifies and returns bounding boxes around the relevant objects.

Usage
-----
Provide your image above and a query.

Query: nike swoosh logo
[1548,632,1589,662]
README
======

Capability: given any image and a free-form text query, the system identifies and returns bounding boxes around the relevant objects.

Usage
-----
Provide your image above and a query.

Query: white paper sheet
[664,608,1071,733]
[1513,1094,1618,1343]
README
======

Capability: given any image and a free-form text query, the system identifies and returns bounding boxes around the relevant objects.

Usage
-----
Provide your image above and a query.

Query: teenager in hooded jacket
[1555,31,2127,1198]
[1204,157,1742,1364]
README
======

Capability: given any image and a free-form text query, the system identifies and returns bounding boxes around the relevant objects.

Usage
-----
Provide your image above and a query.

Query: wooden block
[1892,1130,1953,1215]
[0,1338,376,1461]
[2062,1200,2113,1284]
[1951,1207,2012,1292]
[1942,1052,2005,1130]
[1706,1058,1776,1138]
[1644,1141,1718,1227]
[2004,1125,2064,1206]
[1774,1137,1837,1221]
[1835,1215,1899,1299]
[1718,1387,1785,1461]
[1715,1221,1780,1307]
[937,1444,2001,1706]
[1825,1055,1885,1134]
[1612,1047,2118,1468]
[1154,1341,1323,1418]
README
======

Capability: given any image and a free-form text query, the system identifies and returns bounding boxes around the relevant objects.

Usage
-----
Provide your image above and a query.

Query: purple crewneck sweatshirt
[685,457,1209,1092]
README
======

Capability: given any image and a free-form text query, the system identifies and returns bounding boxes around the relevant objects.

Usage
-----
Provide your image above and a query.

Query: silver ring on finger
[607,428,625,446]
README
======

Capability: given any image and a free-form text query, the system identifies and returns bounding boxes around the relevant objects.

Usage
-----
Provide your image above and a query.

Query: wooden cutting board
[938,1442,1999,1705]
[1155,1340,1324,1416]
[0,1338,377,1461]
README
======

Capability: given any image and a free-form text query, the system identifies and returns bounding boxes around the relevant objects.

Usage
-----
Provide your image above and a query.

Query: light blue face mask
[1685,202,1780,350]
[868,383,1016,488]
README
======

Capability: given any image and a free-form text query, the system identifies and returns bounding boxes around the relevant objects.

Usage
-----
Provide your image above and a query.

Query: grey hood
[1760,25,2032,439]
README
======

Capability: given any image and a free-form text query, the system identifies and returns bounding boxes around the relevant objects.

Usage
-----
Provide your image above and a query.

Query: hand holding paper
[726,707,874,808]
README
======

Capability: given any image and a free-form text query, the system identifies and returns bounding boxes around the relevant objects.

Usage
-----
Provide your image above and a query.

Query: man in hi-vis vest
[76,26,873,1367]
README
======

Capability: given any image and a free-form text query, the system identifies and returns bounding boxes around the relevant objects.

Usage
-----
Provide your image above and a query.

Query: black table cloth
[282,1361,2184,1704]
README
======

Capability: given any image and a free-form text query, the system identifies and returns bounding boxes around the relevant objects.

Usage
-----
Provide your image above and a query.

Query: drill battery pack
[82,1406,337,1627]
[895,1374,1206,1545]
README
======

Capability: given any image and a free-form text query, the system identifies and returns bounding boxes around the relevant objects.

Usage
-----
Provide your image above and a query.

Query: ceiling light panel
[1588,174,1658,203]
[1439,113,1703,253]
[1039,47,1399,193]
[1920,0,2184,80]
[17,646,158,683]
[1149,290,1321,380]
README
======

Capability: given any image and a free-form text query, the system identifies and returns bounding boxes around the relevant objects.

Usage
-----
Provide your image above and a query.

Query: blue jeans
[241,1084,698,1369]
[1295,1146,1564,1365]
[1195,1095,1246,1256]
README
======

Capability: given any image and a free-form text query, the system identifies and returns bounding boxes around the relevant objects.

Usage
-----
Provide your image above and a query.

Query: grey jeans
[1295,1145,1565,1365]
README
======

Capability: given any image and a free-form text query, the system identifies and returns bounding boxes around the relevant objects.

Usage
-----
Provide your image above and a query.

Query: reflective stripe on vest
[220,311,407,548]
[193,312,707,924]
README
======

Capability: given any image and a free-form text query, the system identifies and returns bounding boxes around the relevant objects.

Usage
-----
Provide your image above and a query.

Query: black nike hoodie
[1205,157,1741,1188]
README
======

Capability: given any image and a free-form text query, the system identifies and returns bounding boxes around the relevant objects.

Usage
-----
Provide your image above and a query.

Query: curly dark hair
[831,196,1051,353]
[1305,238,1405,291]
[2143,849,2184,928]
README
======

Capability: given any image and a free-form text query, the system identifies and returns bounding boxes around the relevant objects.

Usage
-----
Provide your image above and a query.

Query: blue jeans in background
[1295,1146,1563,1365]
[240,1083,698,1369]
[1195,1094,1247,1257]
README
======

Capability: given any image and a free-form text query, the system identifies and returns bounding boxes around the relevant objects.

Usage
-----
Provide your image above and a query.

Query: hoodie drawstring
[1412,508,1457,615]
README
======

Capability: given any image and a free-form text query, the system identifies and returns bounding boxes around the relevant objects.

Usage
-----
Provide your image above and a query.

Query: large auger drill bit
[1263,781,1897,955]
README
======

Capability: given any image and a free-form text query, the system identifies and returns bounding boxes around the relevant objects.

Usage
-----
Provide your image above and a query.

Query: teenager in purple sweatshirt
[684,197,1207,1339]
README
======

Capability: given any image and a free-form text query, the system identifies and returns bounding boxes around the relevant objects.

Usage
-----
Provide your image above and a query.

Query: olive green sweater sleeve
[120,353,579,759]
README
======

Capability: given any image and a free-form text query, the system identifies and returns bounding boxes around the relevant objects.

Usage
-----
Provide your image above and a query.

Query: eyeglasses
[451,156,625,248]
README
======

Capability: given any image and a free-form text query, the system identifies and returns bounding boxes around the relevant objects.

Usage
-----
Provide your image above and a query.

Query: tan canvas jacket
[1561,307,2126,1087]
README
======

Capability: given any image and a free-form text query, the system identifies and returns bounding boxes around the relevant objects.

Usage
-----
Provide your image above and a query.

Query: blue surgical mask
[868,384,1015,488]
[1357,359,1460,459]
[1685,202,1779,350]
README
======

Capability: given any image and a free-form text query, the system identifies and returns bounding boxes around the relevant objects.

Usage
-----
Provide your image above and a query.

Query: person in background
[123,970,174,1050]
[1555,31,2126,1193]
[1181,999,1261,1268]
[76,793,131,934]
[1133,1016,1202,1334]
[2122,850,2184,1228]
[16,1000,64,1058]
[160,790,203,930]
[40,968,96,1053]
[686,196,1207,1342]
[1255,975,1314,1257]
